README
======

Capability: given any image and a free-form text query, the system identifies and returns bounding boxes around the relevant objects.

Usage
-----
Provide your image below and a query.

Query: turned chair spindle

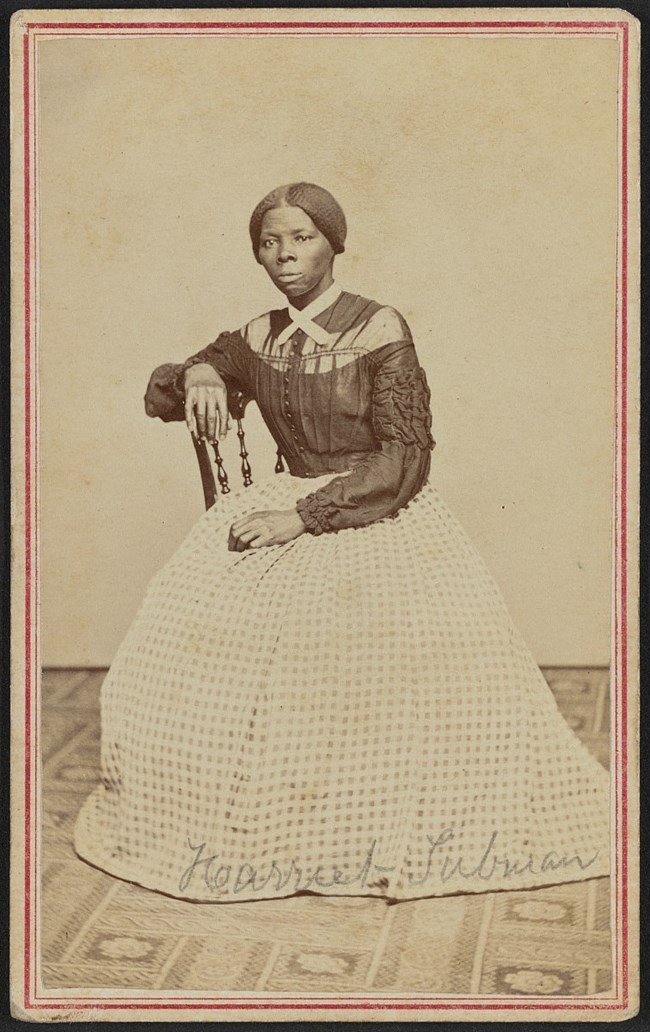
[190,390,287,511]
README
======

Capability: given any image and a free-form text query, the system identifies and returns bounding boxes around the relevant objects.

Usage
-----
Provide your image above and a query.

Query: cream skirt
[74,473,610,902]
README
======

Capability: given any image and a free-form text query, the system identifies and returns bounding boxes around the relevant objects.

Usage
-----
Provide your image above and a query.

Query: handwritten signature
[178,828,600,897]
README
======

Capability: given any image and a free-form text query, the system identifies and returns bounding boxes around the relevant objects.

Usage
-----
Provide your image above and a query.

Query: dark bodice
[145,291,435,534]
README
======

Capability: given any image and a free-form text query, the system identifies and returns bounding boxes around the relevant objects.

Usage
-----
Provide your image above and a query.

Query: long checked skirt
[74,473,610,902]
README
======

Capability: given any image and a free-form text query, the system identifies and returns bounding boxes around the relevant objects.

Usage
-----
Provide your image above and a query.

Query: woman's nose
[277,244,296,263]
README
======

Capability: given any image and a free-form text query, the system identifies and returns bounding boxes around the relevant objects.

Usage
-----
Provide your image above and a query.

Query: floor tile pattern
[39,668,611,994]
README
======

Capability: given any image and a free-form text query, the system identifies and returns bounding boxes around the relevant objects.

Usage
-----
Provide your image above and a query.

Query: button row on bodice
[283,332,305,456]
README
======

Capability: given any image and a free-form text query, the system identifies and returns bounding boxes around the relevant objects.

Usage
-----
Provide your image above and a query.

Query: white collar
[275,282,342,349]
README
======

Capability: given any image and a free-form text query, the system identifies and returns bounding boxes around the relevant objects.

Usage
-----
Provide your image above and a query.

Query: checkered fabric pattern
[75,475,610,902]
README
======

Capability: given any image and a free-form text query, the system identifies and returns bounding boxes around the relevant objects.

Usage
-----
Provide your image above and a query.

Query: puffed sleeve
[144,330,253,422]
[295,339,435,533]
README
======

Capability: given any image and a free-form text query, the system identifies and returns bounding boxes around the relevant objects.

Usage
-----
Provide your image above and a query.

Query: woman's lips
[277,271,302,280]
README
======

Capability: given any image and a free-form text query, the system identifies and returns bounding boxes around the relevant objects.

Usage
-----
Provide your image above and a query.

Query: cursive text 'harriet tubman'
[178,828,601,898]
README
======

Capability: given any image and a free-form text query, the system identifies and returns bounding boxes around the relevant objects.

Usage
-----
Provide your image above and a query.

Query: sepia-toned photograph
[10,7,639,1022]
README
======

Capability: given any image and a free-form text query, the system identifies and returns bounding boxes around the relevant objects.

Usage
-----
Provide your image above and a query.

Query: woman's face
[258,206,335,306]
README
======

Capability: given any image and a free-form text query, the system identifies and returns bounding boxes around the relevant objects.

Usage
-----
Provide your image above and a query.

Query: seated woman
[74,182,610,902]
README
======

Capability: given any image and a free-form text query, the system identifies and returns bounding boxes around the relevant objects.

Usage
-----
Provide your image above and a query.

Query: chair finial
[237,419,253,487]
[210,440,230,494]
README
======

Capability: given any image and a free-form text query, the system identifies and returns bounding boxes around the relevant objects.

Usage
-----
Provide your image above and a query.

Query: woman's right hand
[184,364,230,442]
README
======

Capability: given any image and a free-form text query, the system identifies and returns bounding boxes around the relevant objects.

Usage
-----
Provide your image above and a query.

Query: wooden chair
[192,390,284,509]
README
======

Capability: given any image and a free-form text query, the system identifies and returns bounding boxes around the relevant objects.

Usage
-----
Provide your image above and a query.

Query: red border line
[25,31,620,40]
[22,28,32,1011]
[26,29,617,34]
[614,21,622,992]
[24,989,620,1002]
[619,20,629,1005]
[612,22,620,993]
[24,20,626,29]
[609,20,629,1006]
[21,19,631,1014]
[19,1000,628,1012]
[30,27,39,1006]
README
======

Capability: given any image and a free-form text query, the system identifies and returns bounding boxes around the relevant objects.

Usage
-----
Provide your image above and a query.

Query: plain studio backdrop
[37,32,618,667]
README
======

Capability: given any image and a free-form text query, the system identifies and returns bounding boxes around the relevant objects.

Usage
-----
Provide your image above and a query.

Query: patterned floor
[41,668,611,995]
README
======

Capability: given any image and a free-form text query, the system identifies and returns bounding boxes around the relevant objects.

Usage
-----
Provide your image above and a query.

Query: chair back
[192,390,285,510]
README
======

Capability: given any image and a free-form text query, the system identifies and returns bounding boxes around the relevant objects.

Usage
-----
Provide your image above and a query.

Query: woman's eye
[262,239,277,248]
[296,235,313,243]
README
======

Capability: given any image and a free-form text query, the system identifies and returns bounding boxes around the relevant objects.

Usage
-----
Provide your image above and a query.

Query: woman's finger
[205,389,218,443]
[228,521,259,551]
[247,531,269,549]
[238,527,264,547]
[195,386,207,438]
[184,387,197,435]
[230,512,265,534]
[232,513,270,536]
[215,389,229,441]
[228,522,266,551]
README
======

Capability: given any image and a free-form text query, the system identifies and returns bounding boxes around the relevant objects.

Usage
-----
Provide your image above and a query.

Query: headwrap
[249,182,347,261]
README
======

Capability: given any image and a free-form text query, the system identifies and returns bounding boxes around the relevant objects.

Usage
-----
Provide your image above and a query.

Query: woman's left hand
[228,509,307,551]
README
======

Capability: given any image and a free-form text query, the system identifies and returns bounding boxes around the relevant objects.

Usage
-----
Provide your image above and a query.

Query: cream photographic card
[10,7,639,1021]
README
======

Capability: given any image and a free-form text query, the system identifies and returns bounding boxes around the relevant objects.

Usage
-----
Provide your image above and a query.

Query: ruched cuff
[144,363,186,422]
[295,494,342,535]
